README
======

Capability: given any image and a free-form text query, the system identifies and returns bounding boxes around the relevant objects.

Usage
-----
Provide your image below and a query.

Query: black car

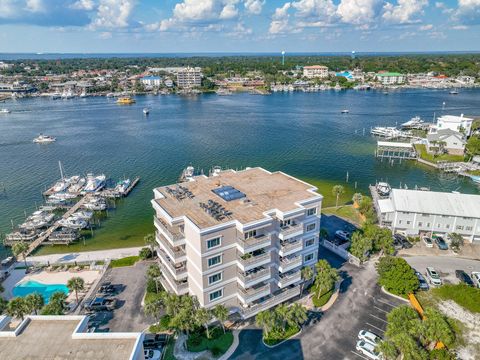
[455,270,474,286]
[393,234,413,249]
[435,237,449,250]
[143,334,168,349]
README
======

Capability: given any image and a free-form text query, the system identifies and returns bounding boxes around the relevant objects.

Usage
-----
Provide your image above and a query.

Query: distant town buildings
[376,72,405,85]
[0,61,13,70]
[140,76,162,87]
[176,67,203,88]
[303,65,329,79]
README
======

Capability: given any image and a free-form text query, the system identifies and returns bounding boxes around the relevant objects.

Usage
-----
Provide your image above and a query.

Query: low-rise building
[0,315,144,360]
[435,114,474,137]
[376,72,405,85]
[140,76,162,87]
[426,128,466,155]
[176,67,202,88]
[303,65,329,79]
[152,167,322,319]
[376,189,480,243]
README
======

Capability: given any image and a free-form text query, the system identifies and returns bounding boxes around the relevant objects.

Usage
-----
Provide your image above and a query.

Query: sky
[0,0,479,53]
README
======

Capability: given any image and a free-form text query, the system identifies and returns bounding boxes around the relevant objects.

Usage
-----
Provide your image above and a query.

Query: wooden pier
[100,177,140,198]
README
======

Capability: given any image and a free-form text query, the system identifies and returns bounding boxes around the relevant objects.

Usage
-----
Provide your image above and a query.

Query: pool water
[13,280,69,303]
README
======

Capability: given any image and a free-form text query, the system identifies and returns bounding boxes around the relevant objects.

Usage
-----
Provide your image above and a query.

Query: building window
[437,224,441,228]
[208,272,222,285]
[406,221,411,225]
[244,230,257,239]
[280,219,292,227]
[466,226,473,231]
[427,223,430,227]
[305,238,315,247]
[207,255,222,268]
[446,224,450,229]
[457,225,464,230]
[418,222,423,227]
[399,220,402,224]
[209,289,223,302]
[304,253,314,262]
[307,208,317,216]
[306,223,316,232]
[207,237,221,249]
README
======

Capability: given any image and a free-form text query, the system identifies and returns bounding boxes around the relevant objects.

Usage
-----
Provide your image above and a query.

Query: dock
[376,141,417,160]
[100,177,140,198]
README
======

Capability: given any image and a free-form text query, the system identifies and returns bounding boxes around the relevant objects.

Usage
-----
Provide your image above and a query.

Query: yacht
[83,173,106,193]
[33,134,56,143]
[376,182,392,197]
[143,108,150,115]
[114,179,131,195]
[68,177,86,193]
[0,108,10,114]
[370,126,401,138]
[58,216,88,230]
[180,166,195,182]
[73,210,94,220]
[216,88,232,96]
[49,192,77,201]
[20,211,54,230]
[116,96,135,105]
[341,109,349,114]
[449,89,459,95]
[5,229,40,243]
[52,179,69,193]
[82,197,107,211]
[401,116,424,129]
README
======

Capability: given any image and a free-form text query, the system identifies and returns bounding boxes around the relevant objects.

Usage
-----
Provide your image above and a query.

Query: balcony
[237,233,272,254]
[158,249,187,279]
[278,223,304,240]
[238,283,271,304]
[238,267,271,288]
[278,269,302,288]
[279,239,303,256]
[237,252,271,272]
[154,216,185,244]
[279,255,302,273]
[159,273,189,295]
[156,231,186,262]
[240,285,301,319]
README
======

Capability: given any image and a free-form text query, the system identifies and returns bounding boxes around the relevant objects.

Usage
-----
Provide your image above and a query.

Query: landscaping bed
[311,288,334,308]
[186,327,233,357]
[263,325,301,347]
[110,256,140,268]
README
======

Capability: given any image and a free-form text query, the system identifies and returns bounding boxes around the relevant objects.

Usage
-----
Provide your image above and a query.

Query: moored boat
[117,96,135,105]
[33,134,56,143]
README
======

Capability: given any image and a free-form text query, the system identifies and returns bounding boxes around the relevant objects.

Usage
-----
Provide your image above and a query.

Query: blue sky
[0,0,479,53]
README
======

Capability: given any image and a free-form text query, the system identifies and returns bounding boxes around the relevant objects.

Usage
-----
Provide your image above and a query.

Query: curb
[262,327,302,348]
[319,279,343,311]
[380,286,409,303]
[218,330,240,360]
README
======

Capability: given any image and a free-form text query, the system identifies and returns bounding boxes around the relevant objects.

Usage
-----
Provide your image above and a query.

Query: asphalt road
[230,251,405,360]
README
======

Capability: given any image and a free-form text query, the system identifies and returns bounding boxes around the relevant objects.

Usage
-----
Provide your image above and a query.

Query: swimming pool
[13,280,69,303]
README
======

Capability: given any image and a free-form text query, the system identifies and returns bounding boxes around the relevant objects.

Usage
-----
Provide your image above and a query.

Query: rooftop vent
[212,185,246,202]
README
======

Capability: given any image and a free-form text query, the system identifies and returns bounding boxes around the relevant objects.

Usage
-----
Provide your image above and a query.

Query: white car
[471,272,480,288]
[356,340,382,360]
[335,230,350,241]
[426,267,442,286]
[144,349,161,360]
[358,330,381,346]
[422,236,433,248]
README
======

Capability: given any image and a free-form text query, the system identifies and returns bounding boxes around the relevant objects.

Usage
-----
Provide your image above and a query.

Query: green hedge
[264,325,300,346]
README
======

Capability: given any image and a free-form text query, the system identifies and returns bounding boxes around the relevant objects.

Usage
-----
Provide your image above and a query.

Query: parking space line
[374,306,389,314]
[369,314,388,323]
[366,322,385,334]
[350,351,370,360]
[376,298,397,308]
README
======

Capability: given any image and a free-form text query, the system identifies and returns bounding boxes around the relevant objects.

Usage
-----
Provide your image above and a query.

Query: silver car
[426,267,442,286]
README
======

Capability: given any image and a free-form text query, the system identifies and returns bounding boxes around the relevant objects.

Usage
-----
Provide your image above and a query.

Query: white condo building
[176,67,202,88]
[152,167,322,318]
[303,65,329,79]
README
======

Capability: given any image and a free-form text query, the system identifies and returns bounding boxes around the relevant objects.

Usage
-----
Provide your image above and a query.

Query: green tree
[300,266,314,295]
[144,233,156,255]
[24,293,44,315]
[376,340,399,360]
[213,304,229,334]
[146,264,161,292]
[67,277,85,304]
[144,293,163,321]
[421,308,455,348]
[41,292,68,315]
[332,185,345,209]
[349,231,372,261]
[195,308,213,339]
[377,256,419,296]
[448,233,464,252]
[7,297,28,320]
[466,136,480,157]
[275,304,290,330]
[0,298,7,315]
[12,242,29,269]
[256,310,278,338]
[352,193,363,206]
[319,228,329,240]
[286,303,308,329]
[385,306,422,339]
[139,247,153,260]
[364,224,395,255]
[312,259,339,301]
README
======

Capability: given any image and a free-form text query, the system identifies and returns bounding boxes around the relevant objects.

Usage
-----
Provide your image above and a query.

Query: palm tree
[12,241,29,270]
[332,185,345,209]
[25,293,44,315]
[146,264,161,292]
[144,233,156,255]
[275,304,290,330]
[287,303,308,329]
[41,291,68,315]
[213,304,229,334]
[195,308,212,339]
[256,310,276,338]
[144,295,163,321]
[6,297,28,320]
[300,266,314,295]
[420,308,455,348]
[0,298,7,315]
[67,277,85,304]
[376,340,399,360]
[352,193,363,207]
[313,259,339,301]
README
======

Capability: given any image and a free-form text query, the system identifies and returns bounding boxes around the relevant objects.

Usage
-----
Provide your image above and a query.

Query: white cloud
[244,0,264,14]
[220,3,238,19]
[25,0,44,12]
[91,0,136,28]
[337,0,383,25]
[454,0,480,24]
[419,23,433,30]
[71,0,95,11]
[99,31,112,39]
[382,0,428,24]
[451,24,468,30]
[269,2,291,34]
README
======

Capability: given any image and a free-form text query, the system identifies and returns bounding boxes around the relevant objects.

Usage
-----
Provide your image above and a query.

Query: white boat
[68,177,86,193]
[33,134,56,143]
[114,179,131,194]
[401,116,424,129]
[49,192,77,201]
[80,90,88,98]
[73,210,94,220]
[211,166,222,176]
[341,109,349,114]
[82,197,107,211]
[216,88,232,96]
[58,216,88,229]
[449,90,459,95]
[52,180,69,193]
[180,166,195,182]
[376,182,392,197]
[50,93,61,100]
[469,175,480,184]
[83,174,106,193]
[370,126,401,138]
[143,108,150,115]
[0,108,10,114]
[61,89,75,99]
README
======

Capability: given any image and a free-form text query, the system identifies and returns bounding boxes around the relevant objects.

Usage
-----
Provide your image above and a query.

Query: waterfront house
[140,76,162,87]
[435,114,474,137]
[152,167,322,319]
[303,65,329,79]
[426,128,466,155]
[376,189,480,243]
[376,72,405,85]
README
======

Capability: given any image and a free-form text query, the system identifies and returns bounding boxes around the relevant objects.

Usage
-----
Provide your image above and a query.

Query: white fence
[322,240,361,267]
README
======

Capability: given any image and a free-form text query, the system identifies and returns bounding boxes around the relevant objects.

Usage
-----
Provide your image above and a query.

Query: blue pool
[13,280,69,303]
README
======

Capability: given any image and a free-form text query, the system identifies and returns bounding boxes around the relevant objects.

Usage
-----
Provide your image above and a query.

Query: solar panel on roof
[212,185,246,202]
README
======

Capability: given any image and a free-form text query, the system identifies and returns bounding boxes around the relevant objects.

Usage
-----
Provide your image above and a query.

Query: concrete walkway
[25,246,143,265]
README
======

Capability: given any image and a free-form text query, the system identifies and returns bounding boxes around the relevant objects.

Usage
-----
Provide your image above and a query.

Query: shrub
[146,278,159,293]
[139,247,153,260]
[376,256,419,297]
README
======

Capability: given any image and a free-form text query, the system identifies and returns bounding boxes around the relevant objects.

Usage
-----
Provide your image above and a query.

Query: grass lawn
[311,288,334,308]
[263,325,301,346]
[186,327,233,357]
[467,169,480,176]
[322,205,363,225]
[414,144,464,163]
[301,178,356,208]
[432,284,480,313]
[110,255,140,268]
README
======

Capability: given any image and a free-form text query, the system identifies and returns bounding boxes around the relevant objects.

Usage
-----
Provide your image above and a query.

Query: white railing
[279,223,303,237]
[238,234,272,251]
[156,231,186,258]
[241,286,301,318]
[154,216,184,242]
[238,268,271,284]
[280,240,303,254]
[238,252,270,267]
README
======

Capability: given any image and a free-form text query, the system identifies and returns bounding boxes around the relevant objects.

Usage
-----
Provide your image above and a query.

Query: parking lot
[83,260,153,333]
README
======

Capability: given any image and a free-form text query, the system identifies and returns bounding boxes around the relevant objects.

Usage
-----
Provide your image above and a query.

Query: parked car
[335,230,350,241]
[422,236,433,248]
[455,270,474,286]
[471,272,480,288]
[84,297,117,312]
[393,234,412,249]
[426,267,442,286]
[356,340,382,360]
[435,237,449,250]
[358,330,381,346]
[415,271,429,291]
[144,349,161,360]
[143,334,168,349]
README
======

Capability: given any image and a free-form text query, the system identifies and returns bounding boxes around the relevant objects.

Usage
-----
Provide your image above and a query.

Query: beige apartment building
[303,65,329,78]
[152,167,322,319]
[176,66,202,88]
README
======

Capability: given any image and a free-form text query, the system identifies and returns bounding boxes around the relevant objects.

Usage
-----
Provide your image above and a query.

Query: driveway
[230,252,405,360]
[320,214,359,241]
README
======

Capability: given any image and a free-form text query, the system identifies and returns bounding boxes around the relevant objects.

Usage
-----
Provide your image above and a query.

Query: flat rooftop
[153,167,321,228]
[0,318,139,360]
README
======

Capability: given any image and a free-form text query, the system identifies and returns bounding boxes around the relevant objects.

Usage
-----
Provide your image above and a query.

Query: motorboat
[20,211,54,230]
[401,116,424,129]
[52,179,69,193]
[211,166,222,176]
[33,134,56,143]
[341,109,349,114]
[114,179,131,195]
[5,229,40,243]
[68,177,86,193]
[83,173,106,193]
[469,175,480,184]
[61,89,75,99]
[82,197,107,211]
[116,96,135,105]
[449,90,459,95]
[80,90,88,98]
[58,216,88,229]
[73,210,94,220]
[376,182,392,197]
[179,166,195,182]
[143,108,150,115]
[49,192,77,201]
[0,108,10,114]
[370,127,401,138]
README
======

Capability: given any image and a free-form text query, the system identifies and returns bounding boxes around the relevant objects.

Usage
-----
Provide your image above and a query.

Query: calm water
[0,89,479,258]
[12,280,69,303]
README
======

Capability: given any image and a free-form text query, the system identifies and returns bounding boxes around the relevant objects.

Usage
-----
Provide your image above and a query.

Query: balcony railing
[238,283,270,303]
[280,239,303,254]
[279,223,303,237]
[278,270,302,287]
[156,231,186,259]
[238,268,271,285]
[238,252,271,268]
[237,234,272,252]
[241,285,301,318]
[154,216,185,242]
[279,255,302,272]
[159,273,188,294]
[158,249,187,276]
